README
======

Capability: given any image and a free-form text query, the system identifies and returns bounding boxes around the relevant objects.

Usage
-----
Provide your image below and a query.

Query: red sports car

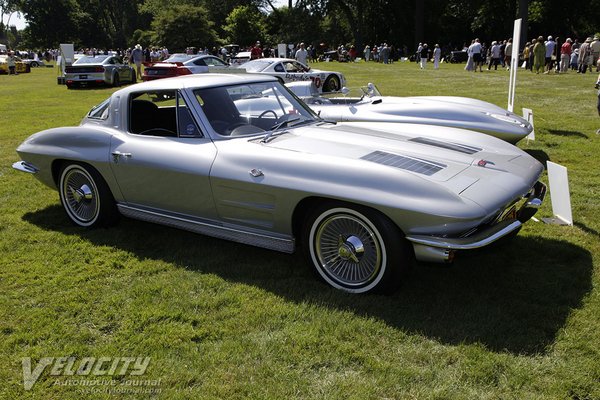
[142,54,230,81]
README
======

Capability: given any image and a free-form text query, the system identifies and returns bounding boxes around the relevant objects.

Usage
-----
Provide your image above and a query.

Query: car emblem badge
[477,159,494,167]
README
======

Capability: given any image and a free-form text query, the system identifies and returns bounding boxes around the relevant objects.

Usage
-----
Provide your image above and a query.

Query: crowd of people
[458,35,600,74]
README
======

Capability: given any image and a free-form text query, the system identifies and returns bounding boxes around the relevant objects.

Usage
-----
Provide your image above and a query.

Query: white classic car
[13,74,545,294]
[283,82,533,143]
[239,58,345,93]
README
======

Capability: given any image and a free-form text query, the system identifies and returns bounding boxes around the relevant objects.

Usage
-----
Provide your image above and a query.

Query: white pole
[507,19,522,112]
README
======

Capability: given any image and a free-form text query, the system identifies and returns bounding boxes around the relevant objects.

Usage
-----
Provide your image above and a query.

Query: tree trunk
[415,0,424,50]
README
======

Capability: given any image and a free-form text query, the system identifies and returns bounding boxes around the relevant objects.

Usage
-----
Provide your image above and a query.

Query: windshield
[193,80,317,137]
[165,55,193,63]
[74,55,109,64]
[240,59,272,72]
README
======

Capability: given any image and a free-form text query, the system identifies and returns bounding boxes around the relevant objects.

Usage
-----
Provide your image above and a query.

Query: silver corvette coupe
[13,74,546,294]
[285,82,533,143]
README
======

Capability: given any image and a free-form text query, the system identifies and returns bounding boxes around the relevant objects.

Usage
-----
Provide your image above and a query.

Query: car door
[186,58,209,74]
[204,56,229,71]
[111,56,132,82]
[109,89,219,220]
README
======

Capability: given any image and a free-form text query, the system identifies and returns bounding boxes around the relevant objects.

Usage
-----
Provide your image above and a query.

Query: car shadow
[547,129,589,139]
[24,205,593,356]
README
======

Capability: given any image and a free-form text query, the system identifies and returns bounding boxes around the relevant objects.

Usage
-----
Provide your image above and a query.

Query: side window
[129,90,203,138]
[274,64,285,72]
[193,59,207,66]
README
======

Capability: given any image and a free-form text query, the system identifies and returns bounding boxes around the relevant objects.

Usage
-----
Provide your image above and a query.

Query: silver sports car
[284,81,533,143]
[65,55,136,89]
[13,74,545,294]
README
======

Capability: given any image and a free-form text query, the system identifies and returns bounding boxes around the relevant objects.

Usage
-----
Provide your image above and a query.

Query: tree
[151,4,218,51]
[224,5,266,45]
[19,0,80,47]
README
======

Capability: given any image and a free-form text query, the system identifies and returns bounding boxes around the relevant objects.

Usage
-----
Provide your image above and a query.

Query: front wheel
[303,203,410,294]
[59,163,118,228]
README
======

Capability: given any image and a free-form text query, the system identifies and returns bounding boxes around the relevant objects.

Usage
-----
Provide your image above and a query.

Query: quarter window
[129,90,203,138]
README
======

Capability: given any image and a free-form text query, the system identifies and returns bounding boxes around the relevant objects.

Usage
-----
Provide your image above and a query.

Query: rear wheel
[59,163,118,228]
[112,73,120,87]
[323,75,341,92]
[303,202,410,294]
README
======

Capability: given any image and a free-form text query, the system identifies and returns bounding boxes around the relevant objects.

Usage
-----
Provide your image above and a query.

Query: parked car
[21,58,46,67]
[448,50,468,63]
[0,54,31,74]
[65,55,136,88]
[229,51,251,66]
[282,82,532,143]
[239,58,345,93]
[13,74,545,294]
[142,54,230,81]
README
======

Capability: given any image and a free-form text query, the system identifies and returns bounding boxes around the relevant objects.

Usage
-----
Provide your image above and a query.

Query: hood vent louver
[409,137,482,154]
[361,151,445,176]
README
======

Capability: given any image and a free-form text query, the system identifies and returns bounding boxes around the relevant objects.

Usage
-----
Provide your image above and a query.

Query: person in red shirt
[251,41,263,60]
[560,38,572,73]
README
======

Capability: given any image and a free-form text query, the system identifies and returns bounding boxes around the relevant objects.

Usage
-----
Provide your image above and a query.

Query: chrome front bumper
[407,181,547,263]
[12,161,39,174]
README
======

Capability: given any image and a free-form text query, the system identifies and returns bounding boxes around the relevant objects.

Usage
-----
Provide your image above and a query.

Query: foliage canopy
[3,0,600,52]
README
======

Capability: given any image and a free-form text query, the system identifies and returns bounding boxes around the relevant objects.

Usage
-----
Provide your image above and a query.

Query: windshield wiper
[262,117,304,143]
[269,117,301,131]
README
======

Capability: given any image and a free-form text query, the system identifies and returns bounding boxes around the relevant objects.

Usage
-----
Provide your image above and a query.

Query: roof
[112,73,278,96]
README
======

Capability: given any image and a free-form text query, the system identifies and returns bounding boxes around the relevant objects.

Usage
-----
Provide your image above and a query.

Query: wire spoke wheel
[314,213,382,286]
[303,203,410,294]
[59,163,117,228]
[61,166,99,225]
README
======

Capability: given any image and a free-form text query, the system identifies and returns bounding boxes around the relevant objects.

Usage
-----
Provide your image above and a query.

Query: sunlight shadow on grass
[24,205,593,356]
[547,129,589,139]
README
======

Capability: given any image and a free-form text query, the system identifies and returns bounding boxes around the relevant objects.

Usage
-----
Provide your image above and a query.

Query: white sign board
[277,44,287,58]
[543,161,573,225]
[507,19,522,112]
[59,43,75,77]
[522,108,535,141]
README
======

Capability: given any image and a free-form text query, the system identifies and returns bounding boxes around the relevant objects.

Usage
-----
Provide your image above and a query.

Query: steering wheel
[258,110,278,120]
[225,122,249,135]
[138,128,177,137]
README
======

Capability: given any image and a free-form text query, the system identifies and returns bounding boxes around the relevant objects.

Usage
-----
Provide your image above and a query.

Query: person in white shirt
[295,42,308,65]
[468,38,483,72]
[433,44,441,69]
[544,36,556,73]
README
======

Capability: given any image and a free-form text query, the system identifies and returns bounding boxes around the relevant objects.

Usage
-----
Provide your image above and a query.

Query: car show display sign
[522,108,535,142]
[543,161,573,226]
[57,43,75,85]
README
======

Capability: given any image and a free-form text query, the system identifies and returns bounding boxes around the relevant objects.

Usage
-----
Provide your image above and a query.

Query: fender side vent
[409,137,482,154]
[361,151,445,176]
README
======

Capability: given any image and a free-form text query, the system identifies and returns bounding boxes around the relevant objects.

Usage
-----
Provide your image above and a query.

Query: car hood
[254,121,542,210]
[313,96,531,142]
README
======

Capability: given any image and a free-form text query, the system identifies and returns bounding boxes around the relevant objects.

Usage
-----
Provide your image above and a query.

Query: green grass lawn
[1,61,599,399]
